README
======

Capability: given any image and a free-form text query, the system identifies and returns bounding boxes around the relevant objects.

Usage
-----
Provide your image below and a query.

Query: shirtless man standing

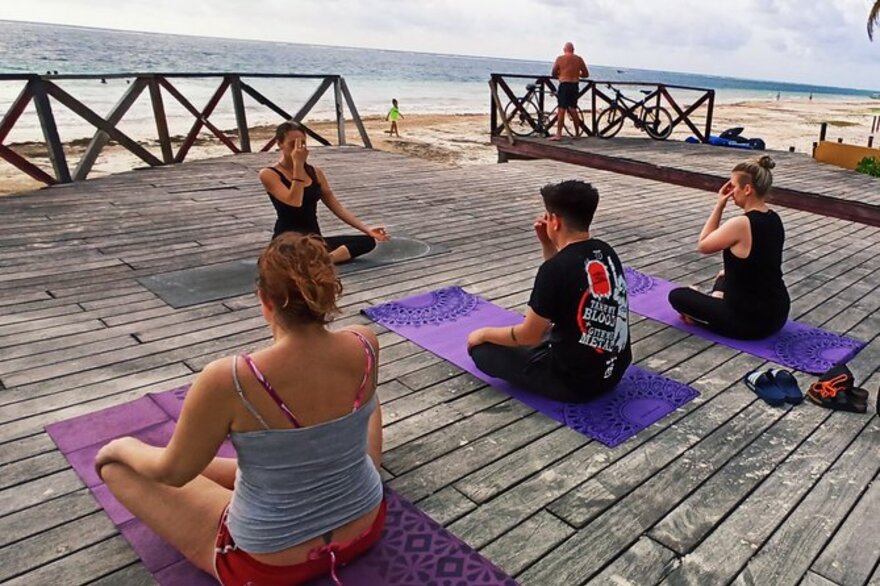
[550,42,590,141]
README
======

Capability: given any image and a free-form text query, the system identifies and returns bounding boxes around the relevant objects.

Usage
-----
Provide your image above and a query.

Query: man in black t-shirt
[467,180,632,403]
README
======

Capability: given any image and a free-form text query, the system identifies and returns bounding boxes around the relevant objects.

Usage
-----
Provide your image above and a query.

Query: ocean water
[1,20,877,143]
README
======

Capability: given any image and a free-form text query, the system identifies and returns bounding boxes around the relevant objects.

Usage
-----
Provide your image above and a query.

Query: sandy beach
[1,98,877,196]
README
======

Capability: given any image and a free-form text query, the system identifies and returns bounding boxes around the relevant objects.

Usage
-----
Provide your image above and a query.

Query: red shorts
[214,500,386,586]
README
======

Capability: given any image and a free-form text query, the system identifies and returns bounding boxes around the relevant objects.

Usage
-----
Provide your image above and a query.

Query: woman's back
[226,328,384,554]
[724,210,787,306]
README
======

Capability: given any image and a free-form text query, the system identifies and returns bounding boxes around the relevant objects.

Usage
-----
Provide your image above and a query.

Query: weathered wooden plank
[388,411,557,501]
[0,511,117,582]
[731,420,880,586]
[480,511,576,578]
[658,415,873,586]
[584,536,678,586]
[810,478,880,586]
[2,534,138,586]
[649,403,830,554]
[416,486,477,526]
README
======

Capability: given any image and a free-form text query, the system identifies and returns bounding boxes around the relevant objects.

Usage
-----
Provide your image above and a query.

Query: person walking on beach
[467,180,632,402]
[259,121,389,264]
[550,42,589,141]
[385,98,403,137]
[668,156,790,340]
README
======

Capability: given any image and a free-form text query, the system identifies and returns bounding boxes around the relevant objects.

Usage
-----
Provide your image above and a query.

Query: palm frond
[869,0,880,40]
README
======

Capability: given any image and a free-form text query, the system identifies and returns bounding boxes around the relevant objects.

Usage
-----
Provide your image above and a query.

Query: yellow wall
[814,141,880,170]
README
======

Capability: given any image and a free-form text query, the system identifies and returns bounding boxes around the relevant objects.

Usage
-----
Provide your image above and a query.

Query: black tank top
[265,165,322,238]
[723,210,790,322]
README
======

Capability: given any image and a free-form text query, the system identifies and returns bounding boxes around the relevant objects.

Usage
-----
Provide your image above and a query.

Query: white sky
[2,0,879,89]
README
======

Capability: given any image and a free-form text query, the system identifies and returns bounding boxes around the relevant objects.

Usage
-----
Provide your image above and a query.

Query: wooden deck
[493,136,880,227]
[0,146,878,586]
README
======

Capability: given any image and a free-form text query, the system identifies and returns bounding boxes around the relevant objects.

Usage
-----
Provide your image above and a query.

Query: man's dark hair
[540,180,599,232]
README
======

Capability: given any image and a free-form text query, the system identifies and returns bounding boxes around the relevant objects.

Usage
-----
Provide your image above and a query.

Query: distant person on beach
[550,42,589,141]
[668,156,790,339]
[467,180,632,402]
[385,98,403,137]
[259,121,389,264]
[95,233,385,586]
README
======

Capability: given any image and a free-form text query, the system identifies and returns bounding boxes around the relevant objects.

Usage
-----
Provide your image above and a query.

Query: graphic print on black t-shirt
[528,240,631,386]
[576,252,629,379]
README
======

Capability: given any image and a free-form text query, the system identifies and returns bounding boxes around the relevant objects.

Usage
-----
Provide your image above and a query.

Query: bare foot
[549,135,563,142]
[679,313,696,325]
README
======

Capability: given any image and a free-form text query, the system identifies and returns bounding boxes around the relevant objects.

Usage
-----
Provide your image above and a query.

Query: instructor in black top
[259,121,389,263]
[467,180,632,403]
[668,156,790,339]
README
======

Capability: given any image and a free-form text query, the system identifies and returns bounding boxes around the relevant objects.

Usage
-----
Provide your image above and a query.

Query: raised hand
[533,213,552,246]
[292,138,309,166]
[717,180,734,206]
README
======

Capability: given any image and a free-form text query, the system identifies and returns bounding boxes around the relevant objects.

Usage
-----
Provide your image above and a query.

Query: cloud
[0,0,877,88]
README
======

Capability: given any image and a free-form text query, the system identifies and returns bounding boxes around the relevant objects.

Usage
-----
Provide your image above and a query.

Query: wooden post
[75,77,148,181]
[869,136,874,148]
[837,138,843,143]
[148,77,174,164]
[31,78,71,183]
[489,81,514,145]
[0,83,34,144]
[333,77,346,146]
[489,77,497,135]
[819,122,827,142]
[789,146,795,153]
[812,142,818,157]
[339,78,371,149]
[704,90,715,143]
[229,75,251,153]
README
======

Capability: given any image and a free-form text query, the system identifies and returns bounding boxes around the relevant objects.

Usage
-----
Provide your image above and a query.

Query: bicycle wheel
[596,107,625,138]
[503,99,542,137]
[643,106,674,140]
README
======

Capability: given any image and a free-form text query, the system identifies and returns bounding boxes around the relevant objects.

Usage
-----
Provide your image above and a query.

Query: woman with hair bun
[668,155,790,339]
[95,233,385,585]
[259,120,390,263]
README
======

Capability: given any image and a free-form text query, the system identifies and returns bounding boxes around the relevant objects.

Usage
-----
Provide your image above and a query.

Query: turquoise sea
[1,20,877,142]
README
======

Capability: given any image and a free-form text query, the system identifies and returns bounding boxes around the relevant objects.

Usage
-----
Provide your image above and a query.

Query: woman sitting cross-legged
[259,120,389,264]
[668,156,790,340]
[95,233,384,586]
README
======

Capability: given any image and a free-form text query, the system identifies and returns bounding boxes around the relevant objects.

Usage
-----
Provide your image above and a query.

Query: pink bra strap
[241,354,301,428]
[349,331,376,410]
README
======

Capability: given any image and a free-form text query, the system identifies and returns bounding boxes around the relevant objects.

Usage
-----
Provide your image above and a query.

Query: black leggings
[668,276,786,340]
[470,341,618,403]
[322,235,376,260]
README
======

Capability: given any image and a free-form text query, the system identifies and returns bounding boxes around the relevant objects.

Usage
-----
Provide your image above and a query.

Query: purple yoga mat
[46,391,516,586]
[624,267,866,375]
[363,287,699,448]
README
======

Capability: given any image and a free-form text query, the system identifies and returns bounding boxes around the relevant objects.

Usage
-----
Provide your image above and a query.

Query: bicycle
[502,83,556,137]
[595,84,673,140]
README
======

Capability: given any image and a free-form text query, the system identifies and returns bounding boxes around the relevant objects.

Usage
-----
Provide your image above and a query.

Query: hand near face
[368,226,390,241]
[292,138,309,166]
[717,180,734,206]
[533,213,552,246]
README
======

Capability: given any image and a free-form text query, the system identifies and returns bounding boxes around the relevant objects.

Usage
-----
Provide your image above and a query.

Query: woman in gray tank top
[95,233,384,585]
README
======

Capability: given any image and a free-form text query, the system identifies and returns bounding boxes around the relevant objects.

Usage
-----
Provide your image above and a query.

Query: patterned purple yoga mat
[363,287,698,448]
[46,390,516,586]
[624,267,866,375]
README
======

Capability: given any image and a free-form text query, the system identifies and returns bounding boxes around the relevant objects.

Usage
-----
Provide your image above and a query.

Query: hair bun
[757,155,776,170]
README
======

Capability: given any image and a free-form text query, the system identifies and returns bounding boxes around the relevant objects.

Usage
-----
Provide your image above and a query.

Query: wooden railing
[0,73,371,186]
[489,73,715,142]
